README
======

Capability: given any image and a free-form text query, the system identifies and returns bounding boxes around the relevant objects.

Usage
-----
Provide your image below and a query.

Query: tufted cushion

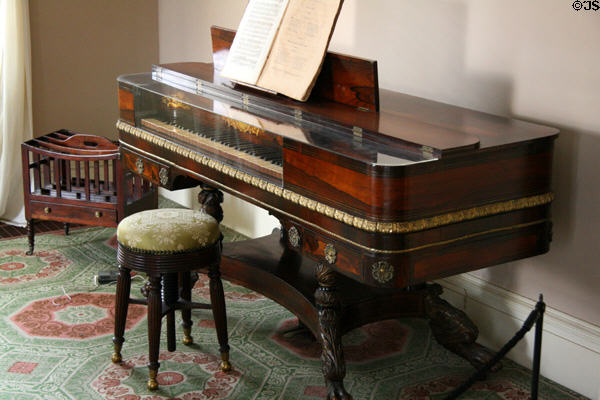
[117,209,220,252]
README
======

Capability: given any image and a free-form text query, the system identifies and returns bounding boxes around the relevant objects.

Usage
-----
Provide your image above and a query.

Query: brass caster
[220,360,232,373]
[220,351,232,372]
[147,370,159,391]
[111,343,122,363]
[147,378,158,391]
[111,352,122,364]
[183,328,193,345]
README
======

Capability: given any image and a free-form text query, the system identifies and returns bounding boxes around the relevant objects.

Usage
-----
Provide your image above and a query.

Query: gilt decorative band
[117,120,554,234]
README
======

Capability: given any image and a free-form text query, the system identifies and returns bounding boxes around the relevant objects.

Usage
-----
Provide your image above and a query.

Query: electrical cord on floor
[90,272,147,291]
[52,286,72,306]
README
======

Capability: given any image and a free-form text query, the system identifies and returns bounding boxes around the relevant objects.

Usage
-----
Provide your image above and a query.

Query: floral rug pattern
[0,226,588,399]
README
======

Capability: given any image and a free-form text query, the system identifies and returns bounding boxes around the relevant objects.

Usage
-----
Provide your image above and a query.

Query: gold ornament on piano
[162,96,191,126]
[223,117,264,136]
[371,261,394,284]
[162,96,191,110]
[324,244,337,265]
[135,158,144,174]
[288,226,301,248]
[159,167,169,186]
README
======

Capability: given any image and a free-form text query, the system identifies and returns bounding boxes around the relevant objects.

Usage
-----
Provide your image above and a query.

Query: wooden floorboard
[0,220,81,240]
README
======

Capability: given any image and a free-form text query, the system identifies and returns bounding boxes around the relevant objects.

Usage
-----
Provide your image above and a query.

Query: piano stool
[111,208,231,391]
[20,129,158,255]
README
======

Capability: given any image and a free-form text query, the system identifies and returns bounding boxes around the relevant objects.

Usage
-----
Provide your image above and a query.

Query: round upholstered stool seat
[117,208,220,252]
[111,208,231,391]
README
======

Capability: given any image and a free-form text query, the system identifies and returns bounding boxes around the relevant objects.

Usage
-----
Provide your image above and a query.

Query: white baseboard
[437,273,600,399]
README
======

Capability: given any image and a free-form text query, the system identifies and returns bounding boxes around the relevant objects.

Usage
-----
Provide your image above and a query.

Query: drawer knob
[44,207,51,214]
[135,158,144,174]
[95,211,102,218]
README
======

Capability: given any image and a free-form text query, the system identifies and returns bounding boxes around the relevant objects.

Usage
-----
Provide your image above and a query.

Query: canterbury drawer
[30,201,117,226]
[122,148,171,187]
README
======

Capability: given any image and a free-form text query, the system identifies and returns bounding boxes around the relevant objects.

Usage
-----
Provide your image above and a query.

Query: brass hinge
[154,66,163,81]
[353,126,363,144]
[241,94,250,109]
[421,145,434,159]
[294,109,303,122]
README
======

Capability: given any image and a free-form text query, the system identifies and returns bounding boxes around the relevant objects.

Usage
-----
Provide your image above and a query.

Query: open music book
[220,0,343,101]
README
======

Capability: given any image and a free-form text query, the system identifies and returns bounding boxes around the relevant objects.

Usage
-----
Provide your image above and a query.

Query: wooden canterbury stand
[21,129,158,254]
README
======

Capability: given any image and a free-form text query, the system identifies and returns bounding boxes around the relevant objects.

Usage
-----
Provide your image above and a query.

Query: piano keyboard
[140,118,283,178]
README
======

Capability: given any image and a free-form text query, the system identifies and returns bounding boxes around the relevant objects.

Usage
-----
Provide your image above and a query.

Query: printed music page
[220,0,290,84]
[257,0,342,101]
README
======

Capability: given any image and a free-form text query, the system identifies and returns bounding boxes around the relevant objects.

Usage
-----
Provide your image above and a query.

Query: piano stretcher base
[221,231,502,385]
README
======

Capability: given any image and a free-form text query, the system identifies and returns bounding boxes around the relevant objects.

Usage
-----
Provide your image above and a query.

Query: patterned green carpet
[0,225,588,399]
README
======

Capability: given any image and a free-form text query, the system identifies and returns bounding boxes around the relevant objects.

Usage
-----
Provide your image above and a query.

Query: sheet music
[220,0,289,84]
[257,0,342,100]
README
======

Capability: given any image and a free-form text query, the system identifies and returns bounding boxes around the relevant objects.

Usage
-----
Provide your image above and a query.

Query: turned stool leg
[166,312,176,352]
[146,274,162,391]
[163,273,178,352]
[208,260,231,372]
[112,265,131,363]
[180,271,194,345]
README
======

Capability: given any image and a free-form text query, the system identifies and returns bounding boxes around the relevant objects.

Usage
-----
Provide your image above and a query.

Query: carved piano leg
[315,264,351,400]
[198,183,224,223]
[423,283,500,371]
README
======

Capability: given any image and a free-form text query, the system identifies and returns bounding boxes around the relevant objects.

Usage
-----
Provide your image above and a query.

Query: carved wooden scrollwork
[198,183,224,223]
[314,264,351,399]
[423,283,499,371]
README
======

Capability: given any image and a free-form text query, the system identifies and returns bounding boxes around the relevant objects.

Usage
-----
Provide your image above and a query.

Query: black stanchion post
[444,294,546,400]
[531,294,545,400]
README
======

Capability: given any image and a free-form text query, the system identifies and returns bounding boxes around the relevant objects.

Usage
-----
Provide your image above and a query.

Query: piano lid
[150,62,480,157]
[120,61,559,163]
[118,72,431,168]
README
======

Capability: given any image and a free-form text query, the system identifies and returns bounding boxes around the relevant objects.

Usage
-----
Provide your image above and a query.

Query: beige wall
[30,0,159,139]
[157,0,600,327]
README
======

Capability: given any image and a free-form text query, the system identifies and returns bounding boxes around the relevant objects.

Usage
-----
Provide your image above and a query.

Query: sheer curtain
[0,0,33,225]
